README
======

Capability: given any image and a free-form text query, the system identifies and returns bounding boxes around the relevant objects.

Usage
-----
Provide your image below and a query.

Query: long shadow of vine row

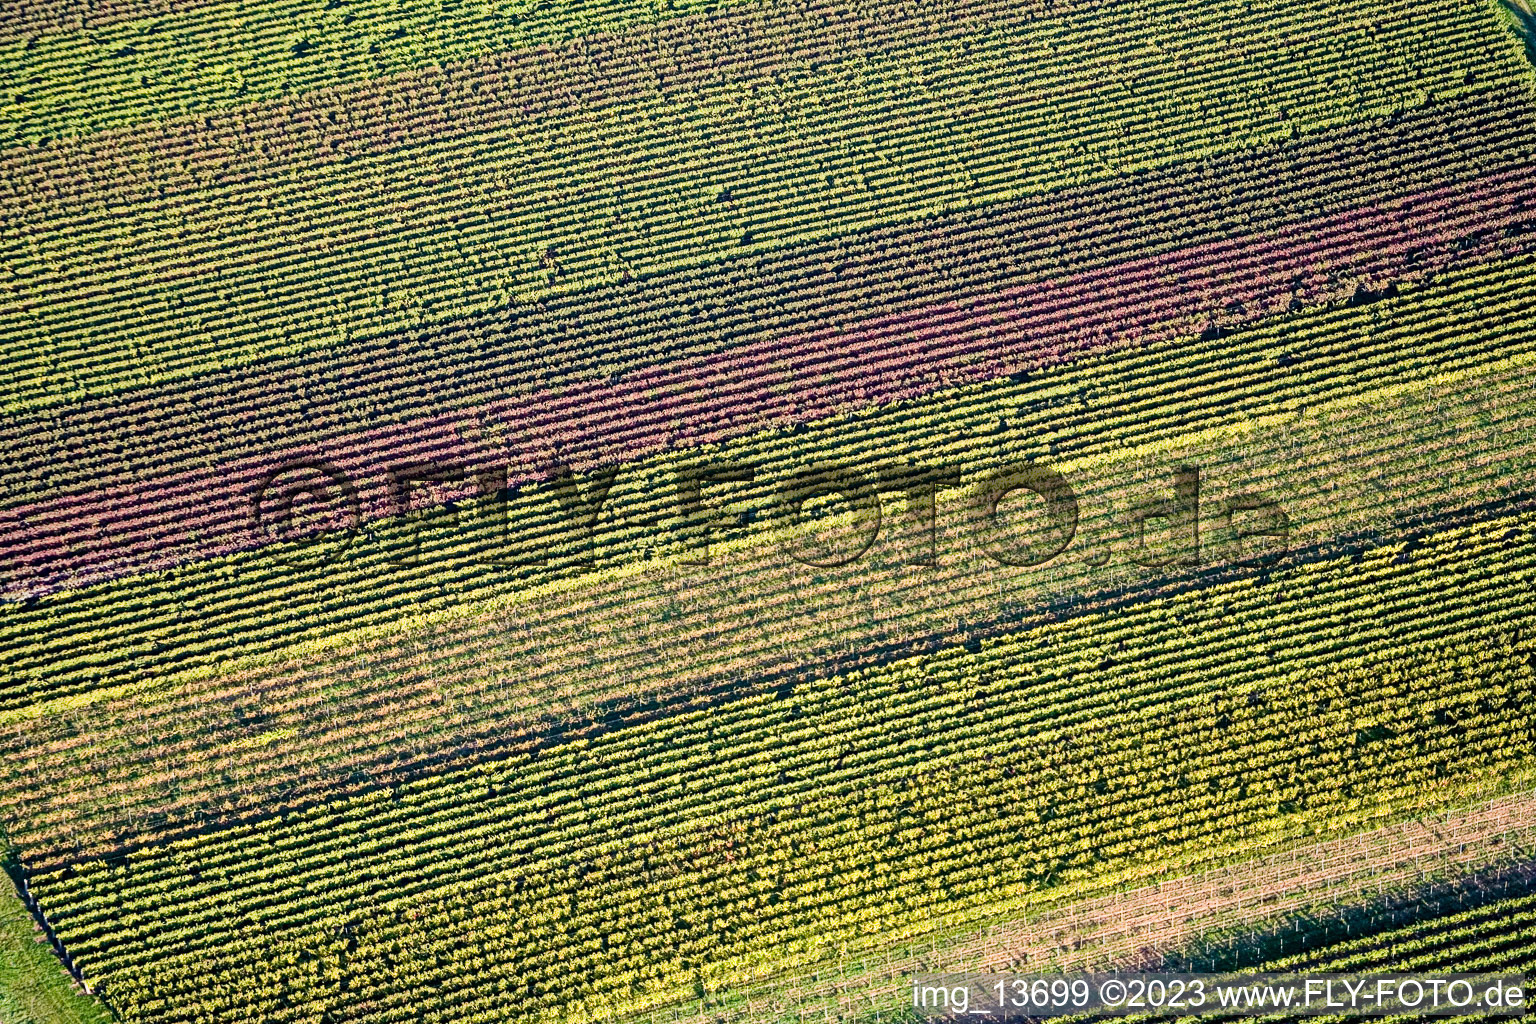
[862,856,1536,1024]
[57,490,1536,879]
[1154,855,1536,975]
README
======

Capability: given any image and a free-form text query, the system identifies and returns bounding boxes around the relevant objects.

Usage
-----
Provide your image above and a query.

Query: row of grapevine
[0,0,210,41]
[1147,882,1536,1024]
[1267,887,1536,976]
[0,241,1529,786]
[1025,875,1536,1024]
[4,242,1534,717]
[1,289,1532,879]
[0,0,767,138]
[0,0,1064,183]
[635,796,1536,1024]
[22,506,1536,1024]
[2,0,1533,1022]
[8,86,1531,508]
[5,359,1536,868]
[1,0,1509,414]
[7,160,1532,598]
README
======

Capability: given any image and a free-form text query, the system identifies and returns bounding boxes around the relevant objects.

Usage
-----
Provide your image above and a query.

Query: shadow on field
[1154,855,1536,974]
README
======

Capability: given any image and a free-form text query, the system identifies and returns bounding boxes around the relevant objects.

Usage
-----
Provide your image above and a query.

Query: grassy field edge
[0,840,110,1024]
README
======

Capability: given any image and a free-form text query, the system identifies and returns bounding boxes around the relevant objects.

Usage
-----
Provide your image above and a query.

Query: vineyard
[2,0,1535,1022]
